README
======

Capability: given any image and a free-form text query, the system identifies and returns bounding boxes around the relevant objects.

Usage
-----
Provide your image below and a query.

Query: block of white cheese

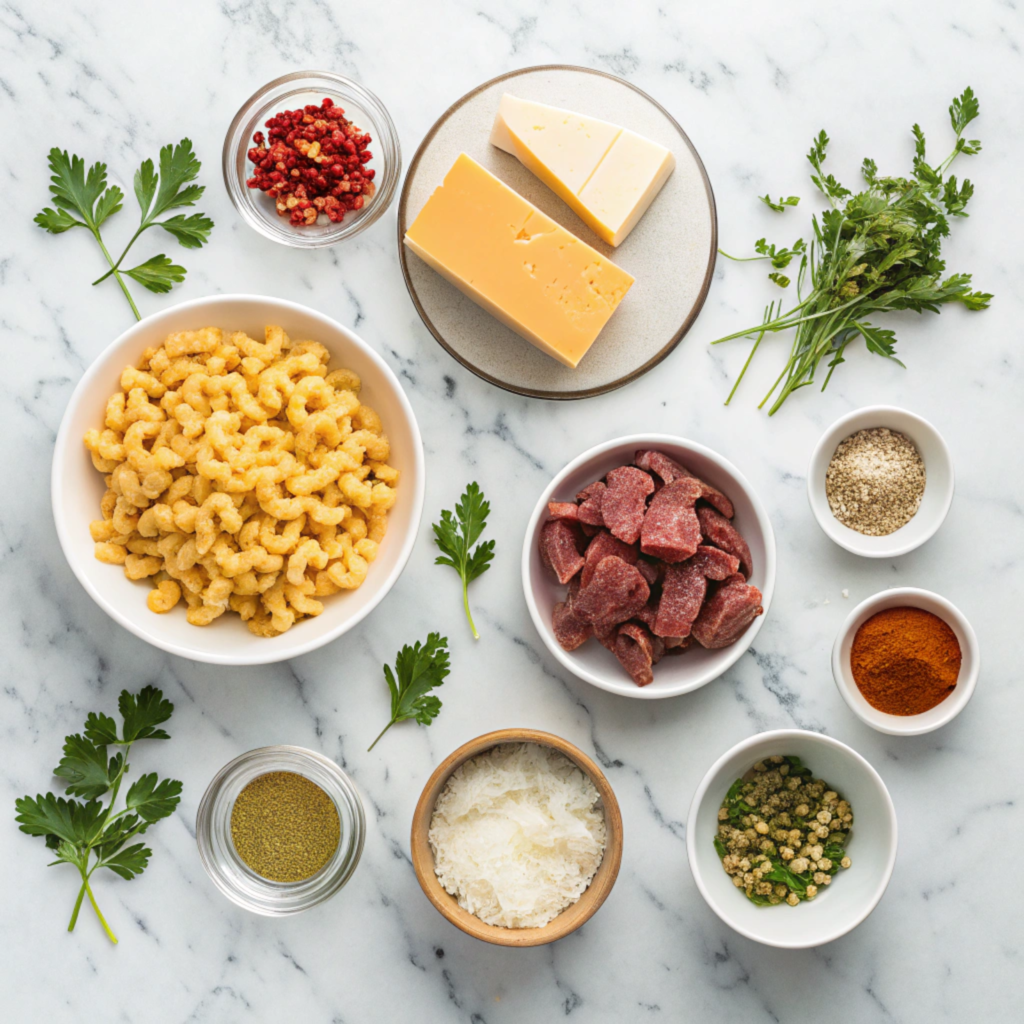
[404,153,634,369]
[490,93,676,246]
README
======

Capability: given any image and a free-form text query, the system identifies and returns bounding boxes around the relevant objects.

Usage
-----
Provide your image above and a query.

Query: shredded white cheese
[428,742,607,928]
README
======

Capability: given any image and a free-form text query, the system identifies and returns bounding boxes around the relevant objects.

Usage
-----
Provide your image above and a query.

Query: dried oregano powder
[230,771,340,883]
[825,428,926,536]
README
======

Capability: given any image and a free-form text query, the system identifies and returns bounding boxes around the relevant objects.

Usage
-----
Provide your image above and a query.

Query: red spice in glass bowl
[245,97,376,227]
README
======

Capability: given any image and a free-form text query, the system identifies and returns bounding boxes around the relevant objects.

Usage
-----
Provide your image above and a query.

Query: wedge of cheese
[490,94,676,246]
[404,153,634,368]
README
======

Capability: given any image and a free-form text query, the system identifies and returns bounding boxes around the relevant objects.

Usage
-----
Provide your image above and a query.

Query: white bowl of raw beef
[522,435,776,699]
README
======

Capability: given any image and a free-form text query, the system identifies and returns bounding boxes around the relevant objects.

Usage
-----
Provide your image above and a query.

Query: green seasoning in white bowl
[687,730,896,949]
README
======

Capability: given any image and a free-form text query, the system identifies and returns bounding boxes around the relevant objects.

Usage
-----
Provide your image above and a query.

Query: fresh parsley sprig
[715,87,992,414]
[14,686,182,944]
[34,139,212,320]
[367,634,450,751]
[432,482,495,639]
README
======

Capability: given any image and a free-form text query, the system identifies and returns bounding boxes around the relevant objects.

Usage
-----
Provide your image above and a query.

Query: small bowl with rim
[522,434,776,699]
[807,405,954,558]
[196,745,366,916]
[223,70,401,248]
[832,587,980,736]
[410,728,623,947]
[687,729,897,949]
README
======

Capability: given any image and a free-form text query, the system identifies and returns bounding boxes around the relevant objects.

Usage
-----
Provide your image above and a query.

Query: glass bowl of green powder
[196,746,366,915]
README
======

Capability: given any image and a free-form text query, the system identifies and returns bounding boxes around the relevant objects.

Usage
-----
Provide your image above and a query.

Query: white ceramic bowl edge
[522,434,776,699]
[51,294,424,666]
[687,729,897,948]
[832,587,980,736]
[807,406,954,558]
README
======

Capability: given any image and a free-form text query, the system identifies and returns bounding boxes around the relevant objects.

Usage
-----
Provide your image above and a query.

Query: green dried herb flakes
[714,755,853,907]
[230,772,340,883]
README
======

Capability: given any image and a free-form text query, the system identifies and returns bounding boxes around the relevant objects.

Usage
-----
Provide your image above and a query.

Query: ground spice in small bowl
[230,771,341,883]
[826,428,925,536]
[850,607,961,715]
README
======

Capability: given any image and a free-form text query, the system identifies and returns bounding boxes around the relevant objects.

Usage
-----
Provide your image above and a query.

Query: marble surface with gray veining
[1,1,1022,1021]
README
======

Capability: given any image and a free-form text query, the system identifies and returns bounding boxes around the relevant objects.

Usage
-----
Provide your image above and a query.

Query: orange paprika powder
[850,607,961,715]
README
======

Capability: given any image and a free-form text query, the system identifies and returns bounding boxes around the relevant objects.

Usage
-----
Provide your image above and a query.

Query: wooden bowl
[410,728,624,947]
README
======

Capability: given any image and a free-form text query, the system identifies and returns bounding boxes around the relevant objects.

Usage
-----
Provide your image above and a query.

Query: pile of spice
[428,743,607,928]
[851,607,961,715]
[715,755,853,907]
[230,771,341,883]
[825,427,925,536]
[246,97,376,227]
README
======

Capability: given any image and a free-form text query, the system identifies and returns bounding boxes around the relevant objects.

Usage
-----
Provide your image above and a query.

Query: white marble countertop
[2,1,1022,1021]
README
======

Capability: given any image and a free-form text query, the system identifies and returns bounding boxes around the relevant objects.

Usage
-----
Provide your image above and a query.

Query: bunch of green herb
[34,139,213,321]
[368,633,451,751]
[716,87,991,414]
[14,686,182,944]
[432,482,495,639]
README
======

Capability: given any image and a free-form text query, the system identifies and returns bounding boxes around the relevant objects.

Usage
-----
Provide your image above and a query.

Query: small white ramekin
[832,587,980,736]
[807,406,954,558]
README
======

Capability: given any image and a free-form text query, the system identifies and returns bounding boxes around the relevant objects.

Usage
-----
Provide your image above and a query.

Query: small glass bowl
[196,745,365,916]
[223,70,401,248]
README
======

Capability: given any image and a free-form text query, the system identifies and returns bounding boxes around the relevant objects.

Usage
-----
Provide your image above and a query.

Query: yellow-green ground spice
[230,771,341,883]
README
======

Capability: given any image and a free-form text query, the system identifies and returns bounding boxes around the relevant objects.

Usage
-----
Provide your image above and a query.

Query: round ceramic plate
[398,65,717,400]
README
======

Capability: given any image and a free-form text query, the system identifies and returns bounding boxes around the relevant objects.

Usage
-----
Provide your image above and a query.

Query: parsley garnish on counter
[432,482,495,639]
[34,139,213,320]
[14,686,182,944]
[368,634,450,751]
[716,87,992,414]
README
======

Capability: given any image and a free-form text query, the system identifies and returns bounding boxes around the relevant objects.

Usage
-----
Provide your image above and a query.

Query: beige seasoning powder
[825,427,926,536]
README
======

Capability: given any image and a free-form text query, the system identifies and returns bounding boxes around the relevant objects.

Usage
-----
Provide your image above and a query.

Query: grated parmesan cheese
[428,742,607,929]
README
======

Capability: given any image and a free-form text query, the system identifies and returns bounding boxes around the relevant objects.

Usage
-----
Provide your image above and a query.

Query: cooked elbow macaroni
[84,325,398,636]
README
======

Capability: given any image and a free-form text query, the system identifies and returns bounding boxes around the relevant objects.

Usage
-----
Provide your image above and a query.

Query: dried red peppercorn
[245,97,376,227]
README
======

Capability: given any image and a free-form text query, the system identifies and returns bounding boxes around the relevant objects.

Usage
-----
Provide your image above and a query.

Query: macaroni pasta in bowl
[84,325,398,636]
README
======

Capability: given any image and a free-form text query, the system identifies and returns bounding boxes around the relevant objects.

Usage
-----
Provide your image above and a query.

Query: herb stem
[68,870,89,933]
[463,579,480,640]
[92,223,150,285]
[84,877,118,944]
[717,249,771,263]
[367,720,395,753]
[92,230,141,321]
[725,301,773,406]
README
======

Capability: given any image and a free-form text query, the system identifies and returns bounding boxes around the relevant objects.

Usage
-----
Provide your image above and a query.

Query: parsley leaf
[124,773,182,822]
[53,735,123,800]
[13,686,180,943]
[15,794,106,847]
[125,254,187,293]
[159,212,215,249]
[119,685,174,741]
[35,139,212,321]
[759,194,800,212]
[432,482,495,639]
[99,844,152,881]
[368,633,451,751]
[84,710,120,746]
[35,149,124,232]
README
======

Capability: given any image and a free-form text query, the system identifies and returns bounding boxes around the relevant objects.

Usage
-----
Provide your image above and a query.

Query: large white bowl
[522,435,776,699]
[51,294,424,665]
[807,405,954,558]
[687,730,898,949]
[832,587,980,736]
